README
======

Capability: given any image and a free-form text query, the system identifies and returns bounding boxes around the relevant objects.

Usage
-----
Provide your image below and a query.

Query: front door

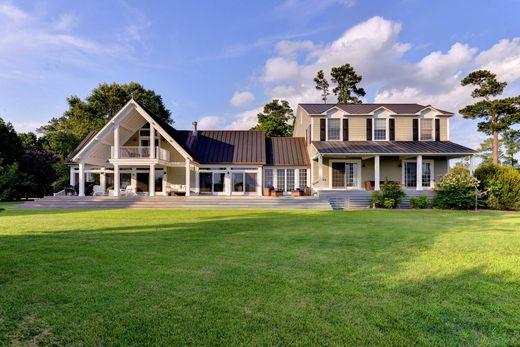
[331,161,360,189]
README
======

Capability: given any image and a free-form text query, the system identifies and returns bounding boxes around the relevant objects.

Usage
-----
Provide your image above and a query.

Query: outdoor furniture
[64,185,76,196]
[92,185,105,196]
[123,185,135,196]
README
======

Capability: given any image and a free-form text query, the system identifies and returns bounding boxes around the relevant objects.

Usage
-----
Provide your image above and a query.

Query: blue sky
[1,0,519,149]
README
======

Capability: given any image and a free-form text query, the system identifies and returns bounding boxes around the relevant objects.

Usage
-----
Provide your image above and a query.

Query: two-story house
[67,99,474,198]
[293,103,475,192]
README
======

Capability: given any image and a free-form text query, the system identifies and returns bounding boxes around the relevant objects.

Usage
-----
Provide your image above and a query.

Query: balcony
[111,146,170,161]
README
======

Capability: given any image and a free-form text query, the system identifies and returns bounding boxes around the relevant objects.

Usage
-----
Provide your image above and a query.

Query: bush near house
[475,164,520,210]
[370,180,405,208]
[410,195,430,209]
[432,167,479,210]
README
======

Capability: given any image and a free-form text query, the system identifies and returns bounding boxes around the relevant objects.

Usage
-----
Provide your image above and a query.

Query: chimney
[192,121,198,136]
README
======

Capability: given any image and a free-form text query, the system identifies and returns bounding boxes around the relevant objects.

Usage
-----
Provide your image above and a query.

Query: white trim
[328,159,362,190]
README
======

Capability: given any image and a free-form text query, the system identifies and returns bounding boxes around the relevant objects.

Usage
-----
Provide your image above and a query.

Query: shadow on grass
[0,210,518,345]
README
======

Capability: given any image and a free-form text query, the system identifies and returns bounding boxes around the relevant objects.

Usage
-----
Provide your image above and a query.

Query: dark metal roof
[312,141,475,155]
[266,137,310,166]
[299,103,453,115]
[176,131,266,164]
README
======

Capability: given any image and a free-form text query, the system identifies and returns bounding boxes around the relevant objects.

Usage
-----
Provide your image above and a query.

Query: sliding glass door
[199,172,226,194]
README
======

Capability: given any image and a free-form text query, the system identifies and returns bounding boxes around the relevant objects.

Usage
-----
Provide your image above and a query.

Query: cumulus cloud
[218,16,520,149]
[198,116,226,130]
[230,91,255,108]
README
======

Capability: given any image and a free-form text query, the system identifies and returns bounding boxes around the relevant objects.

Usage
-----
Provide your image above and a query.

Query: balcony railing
[111,146,170,161]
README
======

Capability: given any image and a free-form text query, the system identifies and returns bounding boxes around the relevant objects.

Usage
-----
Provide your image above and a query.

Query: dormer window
[327,119,340,140]
[420,119,433,141]
[374,119,387,141]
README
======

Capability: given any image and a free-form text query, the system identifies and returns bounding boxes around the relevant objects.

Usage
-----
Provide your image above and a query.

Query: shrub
[410,195,430,209]
[432,166,479,209]
[370,180,405,208]
[487,167,520,210]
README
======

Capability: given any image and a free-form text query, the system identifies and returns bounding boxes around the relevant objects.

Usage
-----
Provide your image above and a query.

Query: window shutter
[366,118,372,141]
[320,119,326,141]
[389,118,395,141]
[435,118,440,141]
[343,119,349,141]
[412,119,419,141]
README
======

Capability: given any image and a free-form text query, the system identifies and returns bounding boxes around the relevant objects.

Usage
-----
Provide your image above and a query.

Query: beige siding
[433,157,448,182]
[440,117,448,141]
[312,117,324,141]
[395,118,413,141]
[167,167,186,185]
[161,140,185,162]
[293,108,311,138]
[349,117,367,141]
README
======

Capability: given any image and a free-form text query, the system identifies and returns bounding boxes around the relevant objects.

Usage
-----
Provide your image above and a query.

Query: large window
[199,173,212,193]
[264,169,273,188]
[299,169,307,188]
[213,173,225,192]
[232,173,244,192]
[286,169,295,191]
[404,161,433,188]
[245,173,257,193]
[327,119,340,140]
[421,119,433,141]
[374,119,386,140]
[277,169,286,191]
[331,162,359,189]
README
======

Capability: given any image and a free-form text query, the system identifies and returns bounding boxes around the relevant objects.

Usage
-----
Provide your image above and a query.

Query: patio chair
[123,185,135,196]
[92,185,105,196]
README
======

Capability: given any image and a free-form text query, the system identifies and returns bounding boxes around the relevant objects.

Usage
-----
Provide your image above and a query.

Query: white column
[131,169,137,193]
[70,166,76,186]
[78,162,85,196]
[469,155,475,174]
[114,164,120,197]
[185,159,191,196]
[374,155,381,191]
[149,123,155,159]
[257,167,263,196]
[100,172,106,193]
[318,154,324,190]
[195,166,200,195]
[149,164,155,197]
[113,123,120,159]
[416,155,423,191]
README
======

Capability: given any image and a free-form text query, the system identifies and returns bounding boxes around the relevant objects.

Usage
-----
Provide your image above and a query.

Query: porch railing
[111,146,170,161]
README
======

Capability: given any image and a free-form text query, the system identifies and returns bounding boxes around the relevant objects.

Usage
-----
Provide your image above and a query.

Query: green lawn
[0,209,519,346]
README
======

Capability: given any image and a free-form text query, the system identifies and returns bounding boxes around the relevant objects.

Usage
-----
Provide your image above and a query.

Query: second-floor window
[421,119,433,141]
[374,119,386,140]
[327,119,340,140]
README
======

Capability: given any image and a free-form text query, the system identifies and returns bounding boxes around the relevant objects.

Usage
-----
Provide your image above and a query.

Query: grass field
[0,209,519,346]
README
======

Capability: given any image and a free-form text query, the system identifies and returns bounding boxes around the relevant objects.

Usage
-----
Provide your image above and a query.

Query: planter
[263,187,272,196]
[291,190,304,197]
[272,190,284,197]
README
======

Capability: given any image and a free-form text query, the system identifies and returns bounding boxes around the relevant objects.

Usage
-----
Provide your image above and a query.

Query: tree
[19,132,42,151]
[0,117,23,165]
[314,70,330,103]
[251,99,295,137]
[475,137,504,165]
[19,149,61,198]
[38,82,172,159]
[459,70,519,165]
[502,129,520,168]
[330,64,366,104]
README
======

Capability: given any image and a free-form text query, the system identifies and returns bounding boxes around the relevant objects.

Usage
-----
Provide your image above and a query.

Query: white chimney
[192,121,198,136]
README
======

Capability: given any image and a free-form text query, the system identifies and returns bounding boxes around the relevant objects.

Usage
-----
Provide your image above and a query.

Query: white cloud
[0,2,29,22]
[225,107,262,130]
[52,13,79,31]
[198,116,225,130]
[230,91,255,108]
[227,16,520,149]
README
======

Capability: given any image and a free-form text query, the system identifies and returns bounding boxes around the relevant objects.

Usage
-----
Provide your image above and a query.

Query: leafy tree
[475,137,504,165]
[19,150,61,198]
[0,117,23,165]
[330,64,366,104]
[251,99,295,137]
[475,163,520,210]
[502,129,520,168]
[459,70,520,165]
[0,162,31,201]
[19,132,42,151]
[38,82,172,159]
[313,70,330,103]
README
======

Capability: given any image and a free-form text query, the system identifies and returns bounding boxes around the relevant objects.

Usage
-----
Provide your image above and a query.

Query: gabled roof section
[176,130,266,165]
[66,131,97,163]
[299,103,453,115]
[312,141,475,155]
[266,137,310,166]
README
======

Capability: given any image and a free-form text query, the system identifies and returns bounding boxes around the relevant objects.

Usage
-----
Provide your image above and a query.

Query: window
[298,169,307,188]
[245,173,257,193]
[287,169,295,191]
[232,173,244,192]
[264,169,273,188]
[374,119,386,140]
[331,161,360,189]
[422,163,431,187]
[421,119,433,141]
[277,169,286,191]
[403,161,433,188]
[199,173,212,193]
[213,173,225,192]
[327,119,340,140]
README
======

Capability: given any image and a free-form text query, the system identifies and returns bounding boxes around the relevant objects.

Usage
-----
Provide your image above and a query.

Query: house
[67,99,474,197]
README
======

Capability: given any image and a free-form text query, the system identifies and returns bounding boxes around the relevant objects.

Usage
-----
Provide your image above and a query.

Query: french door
[199,172,226,195]
[232,172,257,194]
[331,161,360,189]
[404,161,433,189]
